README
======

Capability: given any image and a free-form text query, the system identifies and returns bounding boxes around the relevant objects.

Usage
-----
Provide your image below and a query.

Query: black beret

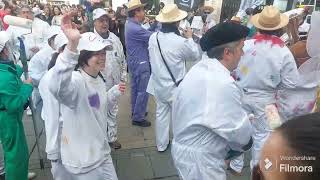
[200,22,250,51]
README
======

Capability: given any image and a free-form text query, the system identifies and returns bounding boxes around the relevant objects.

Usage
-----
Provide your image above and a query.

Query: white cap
[0,31,10,52]
[47,25,62,39]
[78,32,112,51]
[33,7,42,16]
[93,8,108,21]
[54,33,68,50]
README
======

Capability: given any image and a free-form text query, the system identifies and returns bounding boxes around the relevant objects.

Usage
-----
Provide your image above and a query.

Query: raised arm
[181,28,202,62]
[48,13,81,108]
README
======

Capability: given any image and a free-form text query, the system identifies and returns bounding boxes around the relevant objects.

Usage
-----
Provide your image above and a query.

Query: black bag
[156,32,182,87]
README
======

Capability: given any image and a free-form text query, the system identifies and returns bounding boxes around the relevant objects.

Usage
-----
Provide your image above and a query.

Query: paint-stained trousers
[128,60,151,122]
[52,157,118,180]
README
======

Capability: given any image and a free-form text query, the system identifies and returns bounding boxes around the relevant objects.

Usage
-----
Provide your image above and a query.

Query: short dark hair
[128,7,143,18]
[206,41,240,60]
[276,113,320,180]
[161,22,180,35]
[3,0,10,10]
[17,4,31,14]
[76,50,95,70]
[258,28,284,37]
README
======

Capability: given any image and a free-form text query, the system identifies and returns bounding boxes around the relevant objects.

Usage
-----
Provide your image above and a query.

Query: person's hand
[24,77,32,84]
[118,82,126,94]
[61,12,81,52]
[245,8,254,16]
[183,27,193,39]
[30,47,40,53]
[144,17,150,24]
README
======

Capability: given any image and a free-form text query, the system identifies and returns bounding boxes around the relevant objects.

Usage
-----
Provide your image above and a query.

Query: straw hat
[127,0,146,12]
[251,6,289,31]
[203,0,214,13]
[156,4,187,23]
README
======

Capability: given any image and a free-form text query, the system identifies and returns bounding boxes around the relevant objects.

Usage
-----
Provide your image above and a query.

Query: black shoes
[109,140,122,149]
[132,120,151,127]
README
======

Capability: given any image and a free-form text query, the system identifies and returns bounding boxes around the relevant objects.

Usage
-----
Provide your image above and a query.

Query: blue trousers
[128,60,151,122]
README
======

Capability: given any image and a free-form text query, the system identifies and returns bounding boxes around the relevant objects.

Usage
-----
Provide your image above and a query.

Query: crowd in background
[0,0,319,180]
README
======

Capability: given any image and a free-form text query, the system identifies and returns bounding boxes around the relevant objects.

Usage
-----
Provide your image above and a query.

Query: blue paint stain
[88,93,100,109]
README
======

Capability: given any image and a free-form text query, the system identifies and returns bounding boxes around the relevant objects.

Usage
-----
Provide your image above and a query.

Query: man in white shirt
[38,32,71,180]
[6,5,50,61]
[237,0,264,19]
[230,6,300,175]
[93,8,126,149]
[28,26,61,166]
[171,21,253,180]
[147,4,201,152]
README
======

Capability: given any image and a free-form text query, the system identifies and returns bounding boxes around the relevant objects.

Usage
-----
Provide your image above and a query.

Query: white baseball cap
[78,32,112,51]
[93,8,108,21]
[0,31,10,52]
[32,7,43,16]
[54,33,68,50]
[47,25,62,40]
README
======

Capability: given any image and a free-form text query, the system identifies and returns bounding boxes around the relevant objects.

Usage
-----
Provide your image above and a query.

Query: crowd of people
[0,0,319,180]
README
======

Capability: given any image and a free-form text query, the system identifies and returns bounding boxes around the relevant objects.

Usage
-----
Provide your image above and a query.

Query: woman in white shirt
[47,13,125,179]
[51,6,63,26]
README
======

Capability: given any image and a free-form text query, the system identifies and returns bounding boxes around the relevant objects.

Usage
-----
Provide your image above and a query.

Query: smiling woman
[44,13,126,179]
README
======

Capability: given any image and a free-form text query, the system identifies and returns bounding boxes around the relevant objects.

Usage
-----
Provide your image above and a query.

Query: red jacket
[0,10,9,30]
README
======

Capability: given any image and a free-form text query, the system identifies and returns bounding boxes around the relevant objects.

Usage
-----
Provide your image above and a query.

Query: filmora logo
[264,158,273,170]
[261,157,277,171]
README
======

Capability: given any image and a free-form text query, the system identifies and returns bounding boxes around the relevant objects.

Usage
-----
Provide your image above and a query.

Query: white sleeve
[279,51,299,89]
[6,26,21,62]
[181,38,202,62]
[114,38,126,65]
[211,82,253,151]
[251,0,264,9]
[48,47,80,108]
[106,85,121,116]
[29,53,47,87]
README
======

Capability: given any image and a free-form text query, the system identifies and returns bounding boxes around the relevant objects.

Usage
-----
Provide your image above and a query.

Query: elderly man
[93,8,126,149]
[6,5,50,61]
[237,0,264,19]
[230,6,300,175]
[125,0,153,127]
[147,4,201,152]
[171,22,253,180]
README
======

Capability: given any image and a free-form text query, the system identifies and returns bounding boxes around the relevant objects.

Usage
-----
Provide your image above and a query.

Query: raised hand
[61,12,81,52]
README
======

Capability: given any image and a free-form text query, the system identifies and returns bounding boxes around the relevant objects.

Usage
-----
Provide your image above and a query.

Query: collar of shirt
[204,55,232,77]
[128,17,141,25]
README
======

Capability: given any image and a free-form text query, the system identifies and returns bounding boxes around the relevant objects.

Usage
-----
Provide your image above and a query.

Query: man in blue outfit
[125,0,153,127]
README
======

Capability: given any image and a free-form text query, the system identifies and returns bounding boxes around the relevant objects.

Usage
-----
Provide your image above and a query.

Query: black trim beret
[200,22,250,51]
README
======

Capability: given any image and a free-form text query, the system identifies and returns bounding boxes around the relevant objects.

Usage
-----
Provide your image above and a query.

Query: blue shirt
[125,18,153,63]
